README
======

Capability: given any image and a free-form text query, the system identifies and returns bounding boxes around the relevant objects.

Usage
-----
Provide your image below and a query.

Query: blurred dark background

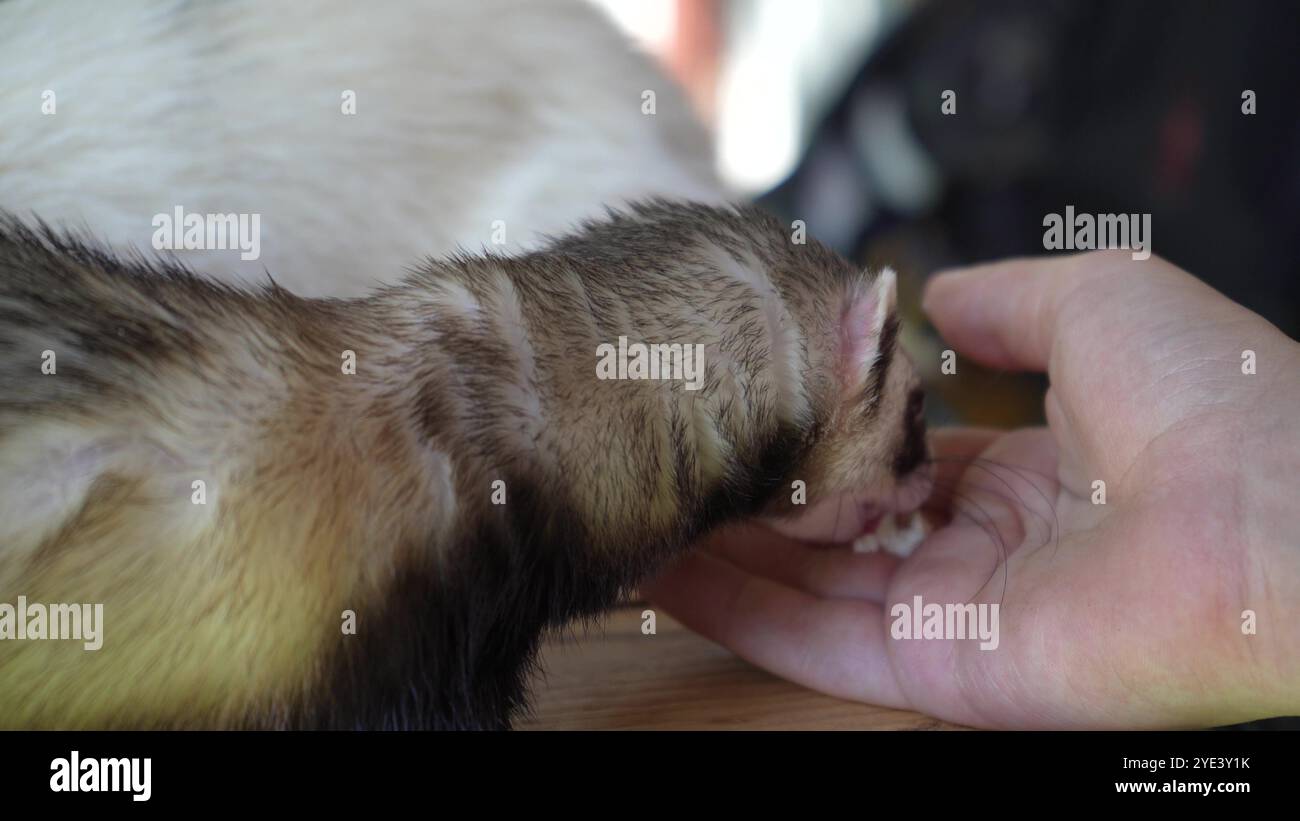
[603,0,1299,429]
[761,0,1300,428]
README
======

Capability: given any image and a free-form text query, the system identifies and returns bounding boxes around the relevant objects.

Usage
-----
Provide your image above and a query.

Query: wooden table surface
[521,605,963,730]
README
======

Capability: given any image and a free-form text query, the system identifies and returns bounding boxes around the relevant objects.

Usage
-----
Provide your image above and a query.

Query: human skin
[645,250,1300,728]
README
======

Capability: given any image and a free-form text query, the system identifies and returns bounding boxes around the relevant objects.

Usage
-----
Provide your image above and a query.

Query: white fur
[490,269,549,463]
[705,245,809,424]
[432,279,484,325]
[0,0,723,297]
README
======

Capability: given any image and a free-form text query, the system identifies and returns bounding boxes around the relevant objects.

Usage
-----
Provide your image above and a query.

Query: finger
[704,522,900,602]
[763,491,875,544]
[643,551,909,708]
[921,252,1132,372]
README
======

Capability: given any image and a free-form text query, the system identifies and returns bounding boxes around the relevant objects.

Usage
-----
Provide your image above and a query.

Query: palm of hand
[646,252,1296,728]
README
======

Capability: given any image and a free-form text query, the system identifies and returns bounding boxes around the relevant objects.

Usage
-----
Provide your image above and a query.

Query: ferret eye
[904,389,925,421]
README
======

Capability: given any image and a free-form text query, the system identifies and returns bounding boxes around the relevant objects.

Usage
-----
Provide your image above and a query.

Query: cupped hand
[644,251,1300,728]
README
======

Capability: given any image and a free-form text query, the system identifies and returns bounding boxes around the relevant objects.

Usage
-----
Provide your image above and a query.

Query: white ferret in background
[0,0,722,296]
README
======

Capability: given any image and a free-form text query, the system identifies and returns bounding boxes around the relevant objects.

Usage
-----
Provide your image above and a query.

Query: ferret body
[0,201,928,728]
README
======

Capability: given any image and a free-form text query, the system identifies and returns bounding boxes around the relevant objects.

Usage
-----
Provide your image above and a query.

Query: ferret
[0,200,931,729]
[1,0,721,297]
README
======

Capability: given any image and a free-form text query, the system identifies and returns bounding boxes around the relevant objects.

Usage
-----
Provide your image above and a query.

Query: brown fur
[0,201,926,728]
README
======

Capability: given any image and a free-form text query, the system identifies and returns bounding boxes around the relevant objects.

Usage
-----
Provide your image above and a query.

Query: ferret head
[762,266,932,543]
[517,200,931,548]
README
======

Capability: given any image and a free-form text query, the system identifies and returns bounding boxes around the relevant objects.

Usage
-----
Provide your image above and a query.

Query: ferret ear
[838,267,896,389]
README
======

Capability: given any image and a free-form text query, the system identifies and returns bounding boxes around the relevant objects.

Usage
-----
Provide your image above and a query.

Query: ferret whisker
[912,455,1064,602]
[945,486,1010,605]
[921,455,1060,557]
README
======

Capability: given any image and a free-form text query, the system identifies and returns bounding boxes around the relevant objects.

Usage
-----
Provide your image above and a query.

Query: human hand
[644,251,1300,728]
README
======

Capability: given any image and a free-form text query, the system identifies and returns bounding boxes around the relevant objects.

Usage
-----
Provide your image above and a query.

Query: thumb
[921,251,1143,372]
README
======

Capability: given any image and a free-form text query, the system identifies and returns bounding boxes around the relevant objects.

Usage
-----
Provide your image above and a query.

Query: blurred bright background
[594,0,897,194]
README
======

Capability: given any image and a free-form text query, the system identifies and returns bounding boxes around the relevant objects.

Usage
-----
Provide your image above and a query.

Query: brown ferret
[0,200,930,729]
